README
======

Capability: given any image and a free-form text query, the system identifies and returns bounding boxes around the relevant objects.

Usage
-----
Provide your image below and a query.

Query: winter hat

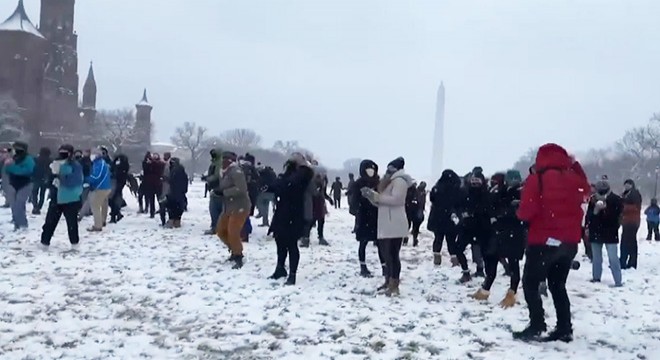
[222,151,238,162]
[387,157,405,171]
[595,175,610,192]
[472,166,484,176]
[12,141,28,152]
[505,170,522,184]
[624,179,635,187]
[59,144,74,154]
[244,153,256,165]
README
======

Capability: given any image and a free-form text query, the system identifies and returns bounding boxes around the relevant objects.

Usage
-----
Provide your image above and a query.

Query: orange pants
[217,211,248,256]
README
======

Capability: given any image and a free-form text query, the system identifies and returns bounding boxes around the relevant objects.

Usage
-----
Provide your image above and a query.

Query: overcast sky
[4,0,660,179]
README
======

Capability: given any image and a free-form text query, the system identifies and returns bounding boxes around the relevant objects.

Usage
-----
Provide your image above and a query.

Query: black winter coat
[33,154,52,183]
[459,185,492,244]
[268,165,314,240]
[586,193,623,244]
[492,185,526,259]
[167,164,189,204]
[352,176,379,242]
[428,170,462,232]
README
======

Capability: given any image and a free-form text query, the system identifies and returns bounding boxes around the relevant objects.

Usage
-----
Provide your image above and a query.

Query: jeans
[522,243,578,330]
[379,238,403,280]
[41,201,81,246]
[620,223,639,269]
[11,184,32,229]
[209,195,223,230]
[31,181,48,211]
[591,243,622,286]
[647,221,659,241]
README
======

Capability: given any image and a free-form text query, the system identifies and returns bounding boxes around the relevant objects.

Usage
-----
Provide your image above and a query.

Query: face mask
[58,152,69,160]
[75,155,82,160]
[365,168,375,177]
[597,189,609,195]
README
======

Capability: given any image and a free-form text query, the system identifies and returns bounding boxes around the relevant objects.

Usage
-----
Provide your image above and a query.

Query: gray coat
[376,170,413,239]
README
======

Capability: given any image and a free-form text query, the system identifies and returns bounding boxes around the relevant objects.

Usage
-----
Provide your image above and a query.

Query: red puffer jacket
[517,144,590,246]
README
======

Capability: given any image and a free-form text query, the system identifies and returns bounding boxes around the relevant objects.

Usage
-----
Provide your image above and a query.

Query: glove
[83,183,90,189]
[451,213,460,225]
[490,217,497,224]
[50,160,62,174]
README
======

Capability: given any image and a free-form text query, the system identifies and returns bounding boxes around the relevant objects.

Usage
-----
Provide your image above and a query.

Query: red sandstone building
[0,0,151,154]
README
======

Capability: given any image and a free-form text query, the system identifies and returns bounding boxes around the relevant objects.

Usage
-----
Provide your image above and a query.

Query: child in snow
[645,198,660,241]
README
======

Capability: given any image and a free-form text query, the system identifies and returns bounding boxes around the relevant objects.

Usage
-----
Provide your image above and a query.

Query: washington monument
[431,82,445,180]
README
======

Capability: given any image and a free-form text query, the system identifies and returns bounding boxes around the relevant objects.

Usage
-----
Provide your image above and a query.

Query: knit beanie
[387,157,405,171]
[595,175,610,192]
[505,170,522,184]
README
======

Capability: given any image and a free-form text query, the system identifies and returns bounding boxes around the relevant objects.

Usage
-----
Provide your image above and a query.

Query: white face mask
[90,154,98,161]
[365,168,375,177]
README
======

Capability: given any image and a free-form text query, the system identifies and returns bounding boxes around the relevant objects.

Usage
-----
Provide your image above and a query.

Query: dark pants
[647,221,660,241]
[433,225,459,254]
[167,197,184,220]
[411,219,423,239]
[109,181,126,217]
[31,181,48,211]
[145,188,160,217]
[333,196,341,209]
[41,201,81,246]
[379,238,403,280]
[275,235,300,274]
[209,195,223,230]
[522,243,578,330]
[316,218,325,239]
[620,223,639,269]
[483,255,521,293]
[358,240,369,267]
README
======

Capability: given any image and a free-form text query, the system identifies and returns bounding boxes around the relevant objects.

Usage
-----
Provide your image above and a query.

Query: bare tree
[171,122,211,174]
[0,93,25,143]
[94,108,138,153]
[512,148,537,175]
[220,128,262,149]
[342,158,362,175]
[273,140,300,155]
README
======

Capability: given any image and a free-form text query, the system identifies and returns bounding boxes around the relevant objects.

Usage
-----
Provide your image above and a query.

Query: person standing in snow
[204,148,223,235]
[40,144,83,250]
[215,152,250,269]
[514,143,588,343]
[86,147,112,232]
[428,169,463,267]
[620,179,642,269]
[255,164,277,227]
[644,198,660,241]
[301,164,333,247]
[165,157,188,229]
[4,141,35,230]
[455,172,490,283]
[351,160,381,278]
[330,177,343,209]
[142,152,165,219]
[408,181,427,247]
[108,153,129,223]
[585,177,623,287]
[0,147,9,208]
[31,147,52,215]
[267,153,314,285]
[362,157,412,297]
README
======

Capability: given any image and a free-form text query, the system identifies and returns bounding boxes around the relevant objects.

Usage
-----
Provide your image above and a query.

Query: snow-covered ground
[1,182,659,359]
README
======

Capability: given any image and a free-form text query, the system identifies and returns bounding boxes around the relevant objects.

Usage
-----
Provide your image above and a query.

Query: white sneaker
[71,243,80,252]
[38,243,49,251]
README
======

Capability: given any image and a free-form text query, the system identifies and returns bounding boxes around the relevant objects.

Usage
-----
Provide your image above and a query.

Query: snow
[0,1,45,39]
[1,182,660,359]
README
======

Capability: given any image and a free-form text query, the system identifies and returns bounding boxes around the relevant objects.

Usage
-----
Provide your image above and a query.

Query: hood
[391,169,414,187]
[535,143,572,171]
[490,172,505,187]
[624,179,636,188]
[359,159,378,178]
[38,147,51,158]
[437,169,461,189]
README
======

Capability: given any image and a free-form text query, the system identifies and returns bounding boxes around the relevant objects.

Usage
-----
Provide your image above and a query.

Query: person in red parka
[513,143,589,343]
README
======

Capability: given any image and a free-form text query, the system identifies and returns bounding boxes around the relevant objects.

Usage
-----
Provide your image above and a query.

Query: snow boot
[459,271,472,284]
[285,274,296,286]
[433,253,442,266]
[360,266,373,278]
[450,255,459,267]
[87,226,102,232]
[173,220,182,228]
[203,228,215,235]
[385,279,400,297]
[268,267,288,280]
[231,255,244,269]
[512,323,547,342]
[540,327,573,343]
[164,220,175,228]
[473,267,485,278]
[470,288,490,301]
[377,277,389,292]
[413,236,419,247]
[499,289,517,308]
[319,238,330,246]
[300,237,310,248]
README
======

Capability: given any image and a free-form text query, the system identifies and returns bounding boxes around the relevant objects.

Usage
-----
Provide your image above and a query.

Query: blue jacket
[86,158,111,190]
[645,205,660,223]
[5,155,35,190]
[56,160,84,204]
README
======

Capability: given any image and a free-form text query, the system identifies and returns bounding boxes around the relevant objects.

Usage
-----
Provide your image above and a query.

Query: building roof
[136,88,152,108]
[0,0,45,39]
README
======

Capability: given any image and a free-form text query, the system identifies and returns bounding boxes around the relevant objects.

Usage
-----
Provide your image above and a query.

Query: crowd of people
[0,140,654,343]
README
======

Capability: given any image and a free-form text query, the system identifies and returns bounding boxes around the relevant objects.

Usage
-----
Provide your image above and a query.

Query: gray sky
[5,0,660,179]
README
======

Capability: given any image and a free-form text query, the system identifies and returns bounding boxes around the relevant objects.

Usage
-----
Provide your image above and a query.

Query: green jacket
[206,147,223,196]
[218,162,251,214]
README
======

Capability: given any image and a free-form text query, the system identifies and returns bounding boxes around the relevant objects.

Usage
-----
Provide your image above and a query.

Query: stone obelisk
[431,82,445,181]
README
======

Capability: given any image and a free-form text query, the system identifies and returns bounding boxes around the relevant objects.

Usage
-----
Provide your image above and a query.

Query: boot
[540,327,573,343]
[470,288,490,301]
[450,255,459,267]
[203,228,215,235]
[285,274,296,286]
[231,255,244,269]
[413,236,419,247]
[360,266,373,278]
[173,220,182,228]
[300,237,310,248]
[499,289,516,308]
[268,267,288,280]
[433,253,442,266]
[164,219,175,228]
[473,267,485,278]
[377,277,389,292]
[319,238,330,246]
[385,279,400,297]
[459,271,472,284]
[87,226,102,232]
[243,235,249,243]
[109,215,117,224]
[512,323,547,341]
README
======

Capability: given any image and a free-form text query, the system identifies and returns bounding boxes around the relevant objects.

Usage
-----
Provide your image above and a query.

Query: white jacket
[377,170,413,239]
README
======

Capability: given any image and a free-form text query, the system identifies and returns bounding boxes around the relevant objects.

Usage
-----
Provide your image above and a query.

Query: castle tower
[431,82,445,181]
[135,88,153,147]
[81,61,96,122]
